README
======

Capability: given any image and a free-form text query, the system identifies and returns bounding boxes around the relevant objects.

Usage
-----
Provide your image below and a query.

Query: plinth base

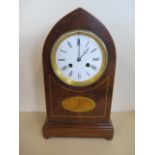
[43,119,114,139]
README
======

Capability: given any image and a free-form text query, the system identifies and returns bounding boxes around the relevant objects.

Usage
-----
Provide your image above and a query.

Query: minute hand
[77,38,80,58]
[79,48,89,59]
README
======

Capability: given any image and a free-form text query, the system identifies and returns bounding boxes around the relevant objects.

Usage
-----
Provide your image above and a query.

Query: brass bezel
[51,30,108,87]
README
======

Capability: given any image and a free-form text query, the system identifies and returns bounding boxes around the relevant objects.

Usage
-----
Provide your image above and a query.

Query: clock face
[51,30,107,86]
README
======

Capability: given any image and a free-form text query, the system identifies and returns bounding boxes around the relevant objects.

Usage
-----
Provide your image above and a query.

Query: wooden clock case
[42,8,116,139]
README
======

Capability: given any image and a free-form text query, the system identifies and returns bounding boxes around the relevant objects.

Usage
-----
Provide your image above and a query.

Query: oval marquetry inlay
[61,96,96,112]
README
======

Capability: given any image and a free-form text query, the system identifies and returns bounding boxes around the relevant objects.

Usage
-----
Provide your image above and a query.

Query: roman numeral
[77,38,80,46]
[86,71,90,76]
[61,65,68,71]
[58,59,65,61]
[68,71,73,77]
[85,41,89,47]
[90,65,97,70]
[90,48,97,53]
[92,58,100,61]
[67,41,72,48]
[78,73,81,79]
[60,49,67,53]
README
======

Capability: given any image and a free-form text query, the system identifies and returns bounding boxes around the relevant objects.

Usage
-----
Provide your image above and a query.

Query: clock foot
[42,119,114,139]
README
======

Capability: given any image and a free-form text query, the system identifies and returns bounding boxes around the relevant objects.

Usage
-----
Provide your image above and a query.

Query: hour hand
[79,48,89,59]
[84,47,89,54]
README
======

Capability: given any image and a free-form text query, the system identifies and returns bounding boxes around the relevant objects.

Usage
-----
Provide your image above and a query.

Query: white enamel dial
[51,30,107,87]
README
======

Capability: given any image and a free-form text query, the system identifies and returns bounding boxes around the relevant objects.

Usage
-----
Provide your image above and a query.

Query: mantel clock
[42,8,116,139]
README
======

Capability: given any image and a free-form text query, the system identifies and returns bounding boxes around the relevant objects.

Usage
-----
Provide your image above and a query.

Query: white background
[19,0,135,111]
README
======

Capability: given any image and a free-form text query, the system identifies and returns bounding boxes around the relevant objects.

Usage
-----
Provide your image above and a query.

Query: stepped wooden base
[42,119,114,139]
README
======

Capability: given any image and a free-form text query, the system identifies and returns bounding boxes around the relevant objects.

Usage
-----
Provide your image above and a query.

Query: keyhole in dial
[68,63,73,68]
[86,63,90,67]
